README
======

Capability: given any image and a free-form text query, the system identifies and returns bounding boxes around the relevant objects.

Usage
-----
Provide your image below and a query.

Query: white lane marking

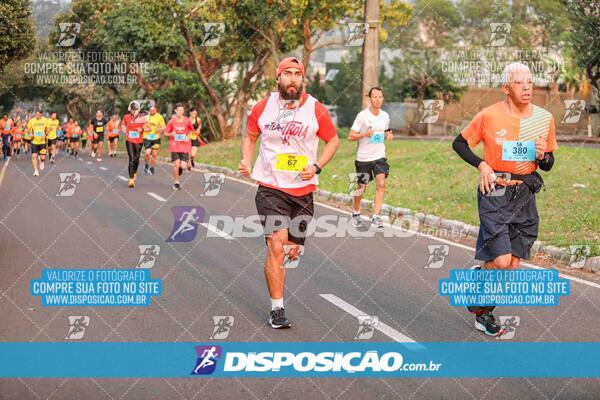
[0,156,10,189]
[167,163,600,290]
[320,294,424,348]
[199,223,234,240]
[117,176,128,182]
[99,166,107,171]
[147,192,166,202]
[86,161,93,165]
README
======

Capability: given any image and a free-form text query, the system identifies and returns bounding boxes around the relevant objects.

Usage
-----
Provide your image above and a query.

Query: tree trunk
[361,0,380,108]
[302,19,313,71]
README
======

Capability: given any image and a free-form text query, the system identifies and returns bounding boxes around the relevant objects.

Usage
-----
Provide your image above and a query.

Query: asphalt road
[1,150,599,399]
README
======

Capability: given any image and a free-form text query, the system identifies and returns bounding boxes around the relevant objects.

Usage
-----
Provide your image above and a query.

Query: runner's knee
[266,235,286,259]
[510,256,521,268]
[493,254,512,269]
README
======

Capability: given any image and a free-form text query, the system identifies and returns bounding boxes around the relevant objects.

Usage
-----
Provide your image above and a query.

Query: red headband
[276,57,305,78]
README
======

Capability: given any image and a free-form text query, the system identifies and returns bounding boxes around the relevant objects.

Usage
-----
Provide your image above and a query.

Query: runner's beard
[279,81,303,100]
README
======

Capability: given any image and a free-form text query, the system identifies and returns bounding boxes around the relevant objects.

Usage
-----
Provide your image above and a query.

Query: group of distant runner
[0,103,205,185]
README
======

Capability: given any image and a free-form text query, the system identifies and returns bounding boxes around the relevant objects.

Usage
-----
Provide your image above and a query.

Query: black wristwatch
[313,163,322,174]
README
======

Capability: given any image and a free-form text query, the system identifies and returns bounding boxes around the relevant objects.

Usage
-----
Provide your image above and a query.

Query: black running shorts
[475,183,539,261]
[31,143,47,155]
[171,152,189,162]
[255,185,314,246]
[354,157,390,184]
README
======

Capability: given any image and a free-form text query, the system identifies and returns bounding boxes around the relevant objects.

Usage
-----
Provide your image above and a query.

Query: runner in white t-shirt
[238,57,339,329]
[348,87,394,228]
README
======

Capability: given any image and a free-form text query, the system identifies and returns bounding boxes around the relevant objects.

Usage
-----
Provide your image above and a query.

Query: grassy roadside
[117,132,600,255]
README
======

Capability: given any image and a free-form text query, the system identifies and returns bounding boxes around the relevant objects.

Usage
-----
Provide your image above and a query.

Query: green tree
[563,0,600,94]
[325,52,362,127]
[0,0,36,71]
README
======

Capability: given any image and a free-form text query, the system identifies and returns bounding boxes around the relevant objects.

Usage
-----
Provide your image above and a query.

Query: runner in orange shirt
[107,115,120,158]
[11,122,23,156]
[1,114,14,160]
[67,121,81,157]
[452,62,558,336]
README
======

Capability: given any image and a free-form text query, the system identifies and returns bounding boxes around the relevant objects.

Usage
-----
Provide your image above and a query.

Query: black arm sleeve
[537,152,554,171]
[452,134,483,168]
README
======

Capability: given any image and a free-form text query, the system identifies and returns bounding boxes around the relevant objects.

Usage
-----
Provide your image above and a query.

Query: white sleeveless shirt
[251,92,321,189]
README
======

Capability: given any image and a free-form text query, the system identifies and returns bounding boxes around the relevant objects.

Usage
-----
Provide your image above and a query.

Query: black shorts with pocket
[255,185,314,246]
[108,136,119,143]
[355,157,390,184]
[475,181,539,262]
[171,152,189,162]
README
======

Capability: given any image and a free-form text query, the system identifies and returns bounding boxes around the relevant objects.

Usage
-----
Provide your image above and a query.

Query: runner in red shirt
[122,101,148,188]
[238,57,339,329]
[164,103,194,190]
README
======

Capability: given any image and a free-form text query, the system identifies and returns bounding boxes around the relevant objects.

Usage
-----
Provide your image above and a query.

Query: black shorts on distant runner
[31,143,47,155]
[475,180,539,261]
[92,132,104,144]
[171,152,189,162]
[144,139,160,150]
[354,157,390,184]
[70,137,80,143]
[108,136,118,143]
[47,138,57,146]
[191,138,200,147]
[255,185,314,246]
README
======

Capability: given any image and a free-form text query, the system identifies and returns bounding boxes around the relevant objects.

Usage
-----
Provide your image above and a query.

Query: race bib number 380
[502,140,535,161]
[275,154,309,172]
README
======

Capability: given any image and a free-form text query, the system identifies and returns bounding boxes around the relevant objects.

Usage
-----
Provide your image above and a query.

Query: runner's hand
[364,129,374,138]
[286,245,301,261]
[385,129,394,141]
[478,161,496,194]
[300,164,317,180]
[238,159,251,177]
[535,136,546,160]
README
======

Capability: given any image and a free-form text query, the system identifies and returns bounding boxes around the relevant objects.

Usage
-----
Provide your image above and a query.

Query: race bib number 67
[502,140,535,161]
[275,154,309,172]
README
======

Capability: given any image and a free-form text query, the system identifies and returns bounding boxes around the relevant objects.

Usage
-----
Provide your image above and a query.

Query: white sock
[352,211,360,216]
[271,298,284,310]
